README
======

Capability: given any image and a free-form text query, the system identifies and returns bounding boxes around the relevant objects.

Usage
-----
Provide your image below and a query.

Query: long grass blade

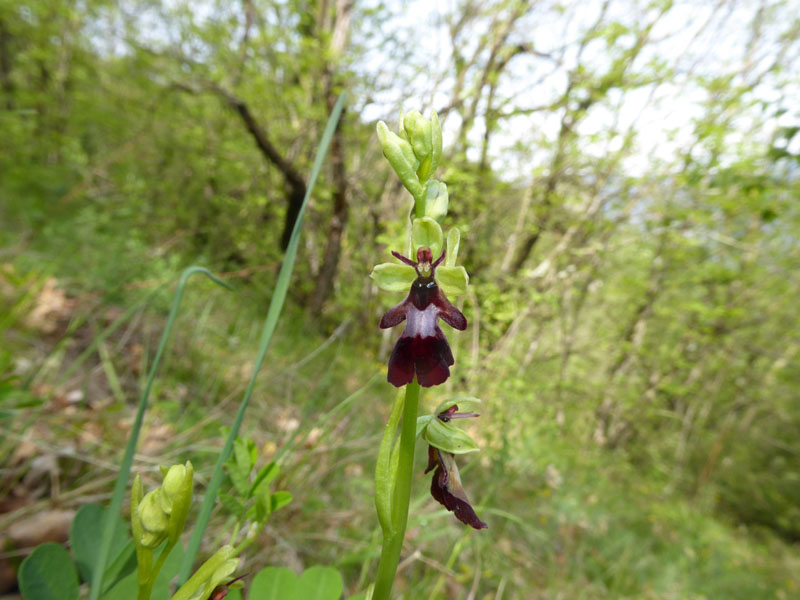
[89,267,232,600]
[177,91,346,583]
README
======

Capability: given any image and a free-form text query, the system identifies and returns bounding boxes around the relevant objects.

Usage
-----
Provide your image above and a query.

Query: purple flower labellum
[379,247,467,388]
[426,445,487,530]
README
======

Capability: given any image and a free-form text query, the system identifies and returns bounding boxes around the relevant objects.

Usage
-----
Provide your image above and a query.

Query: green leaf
[250,462,280,496]
[436,265,469,296]
[70,504,133,586]
[445,227,460,266]
[271,490,293,512]
[297,566,344,600]
[218,492,245,517]
[249,566,300,600]
[422,418,480,454]
[371,263,416,292]
[412,217,443,258]
[254,489,270,523]
[18,543,79,600]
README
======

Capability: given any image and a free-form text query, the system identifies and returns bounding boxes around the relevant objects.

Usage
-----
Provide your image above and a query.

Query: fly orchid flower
[379,247,466,388]
[422,404,487,529]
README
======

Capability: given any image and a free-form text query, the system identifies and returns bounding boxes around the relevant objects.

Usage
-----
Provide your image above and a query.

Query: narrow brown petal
[430,449,487,530]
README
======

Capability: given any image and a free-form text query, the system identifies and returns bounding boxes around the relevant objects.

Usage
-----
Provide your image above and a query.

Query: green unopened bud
[138,489,169,548]
[423,180,449,222]
[377,120,424,200]
[163,461,193,543]
[162,464,186,500]
[403,111,433,180]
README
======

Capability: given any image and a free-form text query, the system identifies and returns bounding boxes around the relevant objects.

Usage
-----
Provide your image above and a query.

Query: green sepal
[171,545,239,600]
[432,396,481,416]
[412,217,443,258]
[371,263,416,292]
[416,415,434,437]
[376,120,424,199]
[445,228,460,266]
[422,417,479,455]
[423,180,449,222]
[436,265,469,296]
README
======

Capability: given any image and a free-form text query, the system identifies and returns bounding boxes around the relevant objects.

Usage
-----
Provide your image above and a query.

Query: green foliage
[70,504,136,591]
[249,566,344,600]
[18,544,79,600]
[3,0,800,598]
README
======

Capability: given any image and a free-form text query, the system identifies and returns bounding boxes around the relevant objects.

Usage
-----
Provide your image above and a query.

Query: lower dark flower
[379,247,467,388]
[425,445,487,530]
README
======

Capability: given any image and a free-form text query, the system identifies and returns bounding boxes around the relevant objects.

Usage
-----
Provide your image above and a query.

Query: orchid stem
[373,379,421,600]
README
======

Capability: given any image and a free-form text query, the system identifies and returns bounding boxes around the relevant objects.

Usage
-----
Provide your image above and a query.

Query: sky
[357,0,800,179]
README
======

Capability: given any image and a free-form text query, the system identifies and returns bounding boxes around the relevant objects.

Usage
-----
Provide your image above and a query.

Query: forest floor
[2,225,799,600]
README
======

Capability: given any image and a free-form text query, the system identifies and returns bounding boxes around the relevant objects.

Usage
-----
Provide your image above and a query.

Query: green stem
[373,380,421,600]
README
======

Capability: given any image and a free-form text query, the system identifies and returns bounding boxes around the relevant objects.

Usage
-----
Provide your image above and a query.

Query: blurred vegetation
[1,0,799,598]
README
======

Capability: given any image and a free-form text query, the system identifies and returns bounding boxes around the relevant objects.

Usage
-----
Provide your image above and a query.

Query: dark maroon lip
[379,267,467,388]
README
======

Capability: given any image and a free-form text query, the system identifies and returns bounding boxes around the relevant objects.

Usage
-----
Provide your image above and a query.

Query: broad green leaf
[422,418,480,454]
[297,566,344,600]
[70,503,131,585]
[436,265,469,296]
[412,217,443,258]
[18,543,79,600]
[249,566,300,600]
[371,263,416,292]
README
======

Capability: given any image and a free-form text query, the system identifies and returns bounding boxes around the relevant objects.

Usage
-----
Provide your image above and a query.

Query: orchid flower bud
[137,489,169,549]
[377,120,424,200]
[403,110,433,180]
[162,461,193,543]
